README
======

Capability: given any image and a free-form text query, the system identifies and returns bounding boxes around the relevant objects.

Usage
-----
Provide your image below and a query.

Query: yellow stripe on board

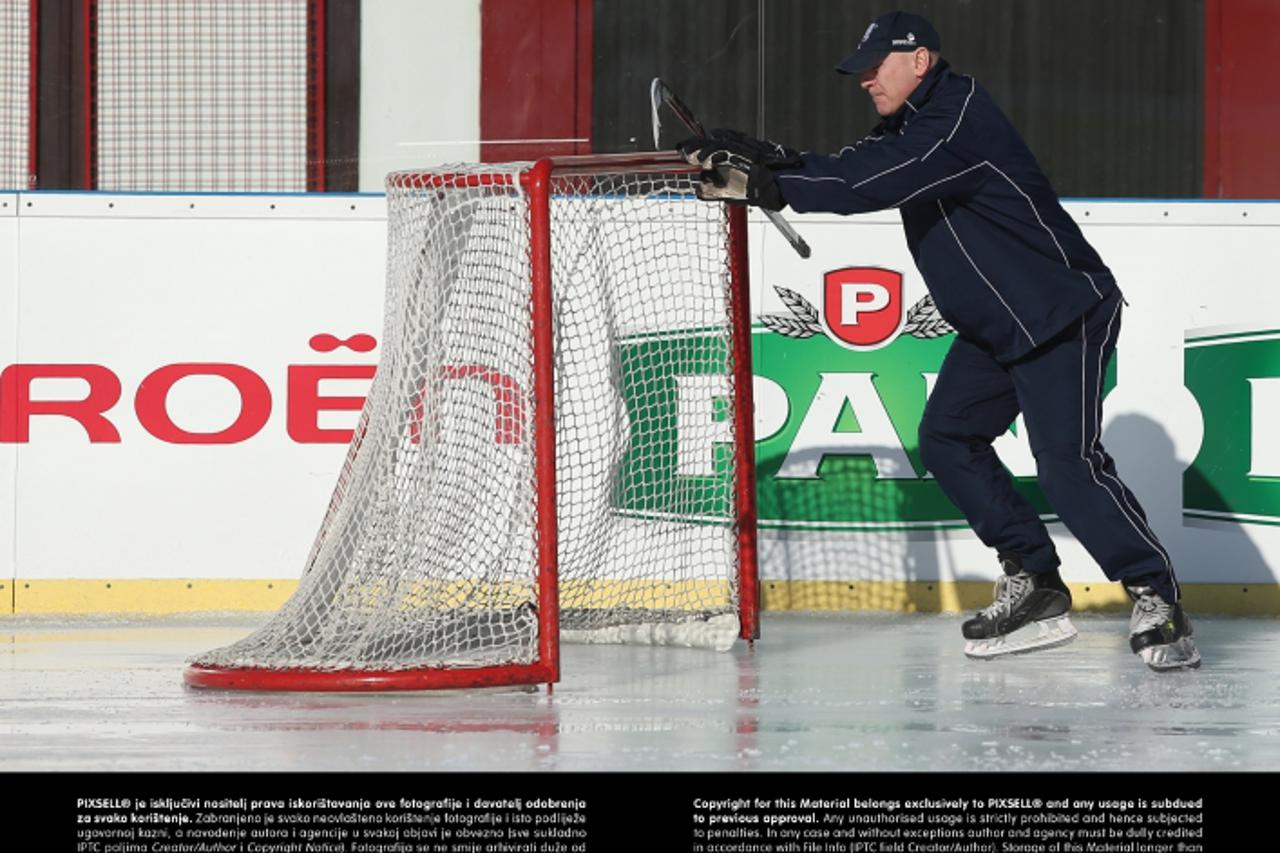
[2,579,1278,616]
[760,580,1280,616]
[10,580,297,615]
[560,580,733,610]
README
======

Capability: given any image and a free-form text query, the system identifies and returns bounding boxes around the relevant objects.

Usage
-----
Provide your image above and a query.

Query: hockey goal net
[184,153,758,691]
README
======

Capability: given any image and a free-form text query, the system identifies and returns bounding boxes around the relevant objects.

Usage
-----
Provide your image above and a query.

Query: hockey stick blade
[651,77,707,141]
[651,80,662,149]
[649,77,811,260]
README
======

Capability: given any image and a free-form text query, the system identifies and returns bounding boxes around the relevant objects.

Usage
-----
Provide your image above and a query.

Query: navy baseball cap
[836,11,941,74]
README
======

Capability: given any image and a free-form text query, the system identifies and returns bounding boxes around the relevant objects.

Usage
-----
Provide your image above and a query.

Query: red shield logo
[822,267,905,350]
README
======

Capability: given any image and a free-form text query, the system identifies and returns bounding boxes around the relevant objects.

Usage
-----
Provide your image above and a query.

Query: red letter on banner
[0,364,123,442]
[407,365,525,445]
[287,365,376,443]
[135,364,272,444]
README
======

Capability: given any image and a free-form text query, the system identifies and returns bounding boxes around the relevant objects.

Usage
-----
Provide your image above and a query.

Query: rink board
[1,194,1279,613]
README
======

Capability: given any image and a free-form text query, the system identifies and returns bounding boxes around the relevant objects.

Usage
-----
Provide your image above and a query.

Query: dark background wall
[592,0,1206,199]
[32,0,361,191]
[24,1,1278,197]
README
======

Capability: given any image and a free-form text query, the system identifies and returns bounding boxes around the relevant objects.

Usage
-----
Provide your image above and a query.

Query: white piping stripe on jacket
[851,157,918,189]
[1091,310,1178,593]
[887,158,1108,302]
[985,161,1071,265]
[836,133,886,156]
[777,156,920,192]
[891,161,988,207]
[1080,300,1178,593]
[919,78,974,161]
[945,77,976,143]
[938,200,1037,346]
[984,161,1104,299]
[1081,270,1102,299]
[778,174,846,184]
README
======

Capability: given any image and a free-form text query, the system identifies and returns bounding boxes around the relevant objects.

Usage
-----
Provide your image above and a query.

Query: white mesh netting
[0,0,30,190]
[188,160,746,683]
[94,0,314,191]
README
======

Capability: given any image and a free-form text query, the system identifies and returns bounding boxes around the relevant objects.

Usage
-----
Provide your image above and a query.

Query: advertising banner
[2,196,1278,614]
[746,203,1280,613]
[3,194,386,611]
[1184,326,1280,527]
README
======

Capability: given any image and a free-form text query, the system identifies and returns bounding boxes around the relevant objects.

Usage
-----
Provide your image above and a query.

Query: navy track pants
[918,289,1181,602]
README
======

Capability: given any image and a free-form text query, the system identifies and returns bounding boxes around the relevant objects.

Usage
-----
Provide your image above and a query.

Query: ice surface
[0,612,1275,772]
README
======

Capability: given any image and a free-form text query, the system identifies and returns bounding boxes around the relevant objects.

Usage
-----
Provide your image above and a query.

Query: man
[679,10,1199,671]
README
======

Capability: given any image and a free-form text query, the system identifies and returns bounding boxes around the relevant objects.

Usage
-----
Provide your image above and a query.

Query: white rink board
[753,201,1280,590]
[1,194,17,582]
[8,194,386,581]
[2,194,1279,591]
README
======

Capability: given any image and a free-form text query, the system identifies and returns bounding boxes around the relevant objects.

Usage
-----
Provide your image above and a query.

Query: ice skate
[1126,584,1201,672]
[963,555,1076,659]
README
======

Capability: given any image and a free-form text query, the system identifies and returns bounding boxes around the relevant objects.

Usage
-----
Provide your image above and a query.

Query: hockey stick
[650,77,811,259]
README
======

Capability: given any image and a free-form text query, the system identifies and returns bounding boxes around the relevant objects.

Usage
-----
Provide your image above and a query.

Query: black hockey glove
[676,129,795,211]
[680,160,784,210]
[676,128,802,169]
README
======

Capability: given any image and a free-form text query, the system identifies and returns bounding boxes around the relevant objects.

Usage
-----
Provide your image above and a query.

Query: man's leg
[1009,290,1199,670]
[919,336,1075,657]
[920,336,1057,570]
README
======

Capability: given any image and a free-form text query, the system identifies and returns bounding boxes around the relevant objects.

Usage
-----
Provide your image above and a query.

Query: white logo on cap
[860,22,877,45]
[891,32,918,47]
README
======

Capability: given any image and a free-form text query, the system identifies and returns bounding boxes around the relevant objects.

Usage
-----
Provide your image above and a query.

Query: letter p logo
[822,267,905,350]
[840,283,891,326]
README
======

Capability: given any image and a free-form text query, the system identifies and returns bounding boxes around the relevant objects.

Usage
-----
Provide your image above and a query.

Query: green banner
[1185,329,1280,526]
[613,307,1119,531]
[753,329,1049,531]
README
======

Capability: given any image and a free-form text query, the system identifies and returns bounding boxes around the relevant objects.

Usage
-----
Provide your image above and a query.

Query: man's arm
[777,94,988,215]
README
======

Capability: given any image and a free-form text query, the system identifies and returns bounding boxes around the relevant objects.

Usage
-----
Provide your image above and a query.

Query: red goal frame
[184,153,758,691]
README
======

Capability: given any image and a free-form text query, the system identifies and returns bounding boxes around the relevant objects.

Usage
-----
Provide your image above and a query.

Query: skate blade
[964,616,1077,660]
[1138,637,1202,672]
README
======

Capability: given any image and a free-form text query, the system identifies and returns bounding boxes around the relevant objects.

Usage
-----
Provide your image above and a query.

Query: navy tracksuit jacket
[773,60,1180,601]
